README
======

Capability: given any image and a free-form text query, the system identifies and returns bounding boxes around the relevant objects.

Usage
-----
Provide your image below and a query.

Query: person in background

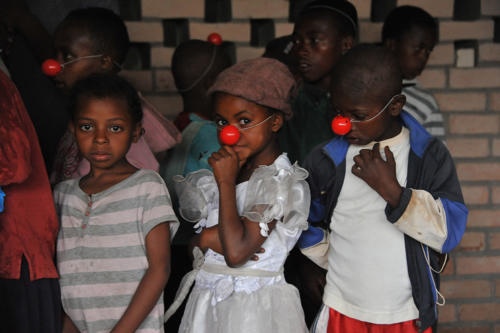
[161,39,231,331]
[279,0,358,165]
[382,5,445,141]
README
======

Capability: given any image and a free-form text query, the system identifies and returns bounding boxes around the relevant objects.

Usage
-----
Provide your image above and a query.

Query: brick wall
[119,0,500,331]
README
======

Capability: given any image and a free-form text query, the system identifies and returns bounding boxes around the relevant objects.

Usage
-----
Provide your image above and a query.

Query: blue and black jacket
[298,112,468,331]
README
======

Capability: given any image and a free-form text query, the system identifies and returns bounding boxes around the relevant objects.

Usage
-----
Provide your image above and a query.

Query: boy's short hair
[299,0,358,38]
[172,39,231,93]
[69,74,143,124]
[331,44,401,104]
[382,6,438,42]
[61,7,130,64]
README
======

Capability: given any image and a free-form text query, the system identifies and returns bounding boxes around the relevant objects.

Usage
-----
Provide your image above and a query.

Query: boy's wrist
[382,183,403,208]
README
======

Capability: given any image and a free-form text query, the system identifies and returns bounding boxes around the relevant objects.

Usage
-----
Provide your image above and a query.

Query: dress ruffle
[173,154,310,235]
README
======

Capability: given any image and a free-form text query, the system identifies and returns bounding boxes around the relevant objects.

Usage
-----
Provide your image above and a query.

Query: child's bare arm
[208,146,276,267]
[195,226,265,262]
[111,223,171,333]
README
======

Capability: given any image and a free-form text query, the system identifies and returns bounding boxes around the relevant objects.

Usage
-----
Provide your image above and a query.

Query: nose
[94,127,109,144]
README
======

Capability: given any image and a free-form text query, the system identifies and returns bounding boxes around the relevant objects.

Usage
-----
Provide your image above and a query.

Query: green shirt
[279,83,335,164]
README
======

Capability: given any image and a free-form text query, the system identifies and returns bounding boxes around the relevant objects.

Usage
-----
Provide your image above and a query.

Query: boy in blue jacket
[299,44,467,333]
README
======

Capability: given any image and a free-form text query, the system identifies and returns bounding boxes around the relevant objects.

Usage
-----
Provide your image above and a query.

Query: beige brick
[155,70,176,92]
[427,43,454,66]
[439,21,494,41]
[397,0,454,18]
[462,185,489,205]
[349,0,370,19]
[119,70,153,92]
[493,139,500,156]
[143,94,183,119]
[232,0,288,18]
[190,23,250,42]
[459,303,500,321]
[457,163,500,181]
[447,138,489,158]
[275,23,294,38]
[438,304,456,323]
[457,257,500,275]
[449,115,499,134]
[417,69,446,89]
[434,92,486,112]
[490,92,500,111]
[466,209,500,227]
[125,22,163,43]
[443,258,454,275]
[456,232,486,252]
[482,0,500,16]
[441,279,490,298]
[491,232,500,250]
[151,47,175,68]
[479,43,500,62]
[358,22,383,43]
[141,0,204,18]
[450,68,500,89]
[492,185,500,203]
[236,46,265,62]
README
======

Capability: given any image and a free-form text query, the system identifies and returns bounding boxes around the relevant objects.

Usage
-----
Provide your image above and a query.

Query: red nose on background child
[331,115,352,136]
[41,59,62,76]
[207,33,223,46]
[219,125,240,145]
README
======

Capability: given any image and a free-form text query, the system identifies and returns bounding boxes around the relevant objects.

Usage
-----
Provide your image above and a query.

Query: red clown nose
[331,115,352,135]
[219,125,240,145]
[42,59,62,76]
[207,33,223,46]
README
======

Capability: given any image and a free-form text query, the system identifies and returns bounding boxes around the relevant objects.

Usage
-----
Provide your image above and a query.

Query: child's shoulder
[53,177,80,195]
[132,169,167,187]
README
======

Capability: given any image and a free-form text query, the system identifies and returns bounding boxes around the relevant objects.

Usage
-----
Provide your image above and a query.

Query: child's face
[292,12,351,89]
[332,87,404,146]
[71,97,140,171]
[389,25,436,80]
[214,93,283,163]
[53,24,108,92]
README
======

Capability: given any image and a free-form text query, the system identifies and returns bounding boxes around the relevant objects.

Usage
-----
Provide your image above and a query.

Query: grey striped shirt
[402,79,446,142]
[54,169,178,333]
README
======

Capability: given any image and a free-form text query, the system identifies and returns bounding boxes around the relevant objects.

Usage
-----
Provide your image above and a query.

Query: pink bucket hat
[208,57,296,120]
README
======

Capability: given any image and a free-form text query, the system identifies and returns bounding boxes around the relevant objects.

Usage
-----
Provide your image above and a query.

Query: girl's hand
[352,143,403,208]
[208,146,241,186]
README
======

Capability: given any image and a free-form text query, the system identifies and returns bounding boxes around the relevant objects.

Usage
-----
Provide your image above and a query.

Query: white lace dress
[170,154,310,333]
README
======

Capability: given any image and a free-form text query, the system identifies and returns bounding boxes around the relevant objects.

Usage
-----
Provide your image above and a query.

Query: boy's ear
[271,113,284,132]
[100,55,115,72]
[389,94,406,116]
[341,36,354,55]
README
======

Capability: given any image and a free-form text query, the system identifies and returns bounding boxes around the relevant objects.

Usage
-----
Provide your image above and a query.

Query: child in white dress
[165,57,310,333]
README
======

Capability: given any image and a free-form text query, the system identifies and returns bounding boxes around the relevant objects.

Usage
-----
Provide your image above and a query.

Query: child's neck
[237,143,281,184]
[80,160,138,195]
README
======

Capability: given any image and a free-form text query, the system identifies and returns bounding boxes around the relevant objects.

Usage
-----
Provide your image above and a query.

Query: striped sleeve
[141,173,179,239]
